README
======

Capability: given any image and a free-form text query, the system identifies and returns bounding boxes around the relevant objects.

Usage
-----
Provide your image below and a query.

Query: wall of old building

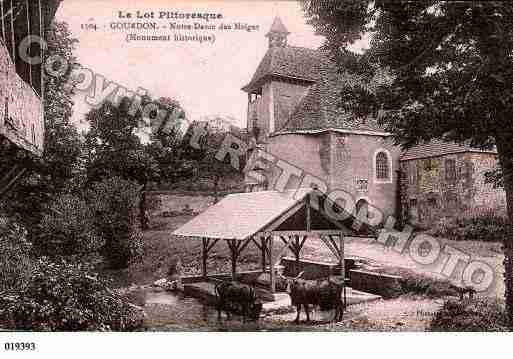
[261,131,400,222]
[330,133,401,220]
[400,152,506,228]
[470,153,507,215]
[265,133,330,191]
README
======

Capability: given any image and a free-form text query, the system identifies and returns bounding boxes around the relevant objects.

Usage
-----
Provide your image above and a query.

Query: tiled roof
[400,140,497,161]
[242,46,324,92]
[279,62,384,133]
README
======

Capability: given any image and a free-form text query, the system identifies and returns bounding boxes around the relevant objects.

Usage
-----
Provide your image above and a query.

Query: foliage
[430,213,508,242]
[0,259,144,331]
[0,219,33,293]
[88,178,143,269]
[429,298,509,332]
[2,21,83,232]
[181,119,246,201]
[302,0,513,326]
[399,276,458,298]
[84,98,160,186]
[35,194,104,258]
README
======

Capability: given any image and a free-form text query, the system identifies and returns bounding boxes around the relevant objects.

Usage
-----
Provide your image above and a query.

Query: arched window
[375,151,391,181]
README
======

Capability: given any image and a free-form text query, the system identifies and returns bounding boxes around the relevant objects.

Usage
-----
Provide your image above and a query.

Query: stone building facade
[242,17,505,228]
[400,141,506,228]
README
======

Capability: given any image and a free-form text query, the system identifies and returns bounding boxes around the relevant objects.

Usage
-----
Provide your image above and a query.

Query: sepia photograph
[1,0,513,355]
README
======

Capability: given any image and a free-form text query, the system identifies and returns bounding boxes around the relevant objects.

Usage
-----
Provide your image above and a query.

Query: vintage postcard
[1,0,512,355]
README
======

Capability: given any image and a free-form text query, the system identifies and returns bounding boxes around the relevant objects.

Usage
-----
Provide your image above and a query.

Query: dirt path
[302,236,504,298]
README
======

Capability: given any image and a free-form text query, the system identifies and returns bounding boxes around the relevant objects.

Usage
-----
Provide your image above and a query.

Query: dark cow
[281,272,345,323]
[214,281,263,322]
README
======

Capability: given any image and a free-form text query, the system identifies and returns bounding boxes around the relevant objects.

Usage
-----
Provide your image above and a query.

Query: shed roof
[173,188,360,241]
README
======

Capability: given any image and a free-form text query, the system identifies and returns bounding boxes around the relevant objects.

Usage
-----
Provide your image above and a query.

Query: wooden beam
[298,235,307,252]
[227,239,238,281]
[252,237,263,251]
[279,235,296,253]
[306,194,311,232]
[268,235,275,293]
[319,235,340,260]
[260,237,266,272]
[294,235,300,263]
[327,235,342,258]
[237,237,253,255]
[263,201,305,232]
[206,239,220,253]
[202,238,208,278]
[268,230,349,237]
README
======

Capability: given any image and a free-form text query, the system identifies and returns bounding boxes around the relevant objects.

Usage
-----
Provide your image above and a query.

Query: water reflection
[144,290,339,331]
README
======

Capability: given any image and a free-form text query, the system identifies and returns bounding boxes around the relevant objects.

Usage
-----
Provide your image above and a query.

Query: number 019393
[4,342,36,351]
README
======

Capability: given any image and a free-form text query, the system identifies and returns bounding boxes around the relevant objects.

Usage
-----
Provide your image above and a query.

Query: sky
[56,0,368,129]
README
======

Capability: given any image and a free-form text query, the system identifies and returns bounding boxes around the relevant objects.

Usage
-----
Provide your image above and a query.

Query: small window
[356,179,368,191]
[445,159,456,181]
[375,151,390,180]
[408,162,417,185]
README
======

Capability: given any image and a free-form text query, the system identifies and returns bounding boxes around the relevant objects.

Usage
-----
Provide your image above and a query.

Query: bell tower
[265,16,290,48]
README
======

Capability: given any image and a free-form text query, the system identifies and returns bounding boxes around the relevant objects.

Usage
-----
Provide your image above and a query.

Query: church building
[242,17,506,229]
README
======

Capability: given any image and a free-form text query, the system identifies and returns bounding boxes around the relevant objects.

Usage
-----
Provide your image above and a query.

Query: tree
[182,118,245,202]
[87,177,143,269]
[302,0,513,326]
[83,95,187,229]
[145,97,189,184]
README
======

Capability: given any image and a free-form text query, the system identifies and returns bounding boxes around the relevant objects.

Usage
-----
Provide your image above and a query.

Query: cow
[214,281,263,322]
[281,272,345,323]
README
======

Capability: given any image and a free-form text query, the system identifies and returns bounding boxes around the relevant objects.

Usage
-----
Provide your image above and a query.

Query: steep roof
[400,140,497,161]
[278,62,384,133]
[266,16,290,35]
[242,46,324,92]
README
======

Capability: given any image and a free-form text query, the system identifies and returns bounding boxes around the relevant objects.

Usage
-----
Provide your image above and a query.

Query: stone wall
[400,152,506,228]
[330,133,402,220]
[146,191,216,216]
[349,269,402,298]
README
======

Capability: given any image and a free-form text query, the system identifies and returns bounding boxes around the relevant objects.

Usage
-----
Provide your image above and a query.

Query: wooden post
[202,238,208,279]
[339,233,345,278]
[261,236,266,273]
[294,235,300,262]
[268,236,275,293]
[339,233,346,308]
[229,240,237,281]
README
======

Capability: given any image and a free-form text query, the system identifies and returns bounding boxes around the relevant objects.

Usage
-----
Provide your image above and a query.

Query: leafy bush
[0,259,144,331]
[88,178,143,269]
[400,276,458,298]
[429,298,509,331]
[35,194,104,258]
[0,219,33,293]
[430,213,508,242]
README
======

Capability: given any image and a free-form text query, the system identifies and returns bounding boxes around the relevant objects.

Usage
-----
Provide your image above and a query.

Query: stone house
[242,17,505,228]
[400,141,506,228]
